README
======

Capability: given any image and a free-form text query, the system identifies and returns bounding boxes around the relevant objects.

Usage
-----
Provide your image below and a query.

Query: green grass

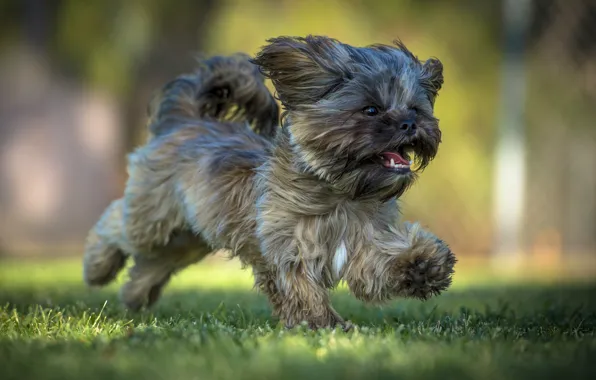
[1,258,595,380]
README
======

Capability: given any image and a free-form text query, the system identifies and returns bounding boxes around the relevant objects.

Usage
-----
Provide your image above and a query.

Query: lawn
[0,257,595,380]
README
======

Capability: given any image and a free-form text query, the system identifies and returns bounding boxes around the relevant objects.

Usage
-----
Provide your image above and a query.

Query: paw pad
[395,242,456,300]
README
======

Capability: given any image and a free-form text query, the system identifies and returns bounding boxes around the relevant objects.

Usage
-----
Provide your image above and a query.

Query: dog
[83,36,456,329]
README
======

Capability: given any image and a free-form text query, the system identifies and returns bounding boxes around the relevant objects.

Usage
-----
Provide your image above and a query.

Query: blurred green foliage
[3,0,593,255]
[0,0,505,253]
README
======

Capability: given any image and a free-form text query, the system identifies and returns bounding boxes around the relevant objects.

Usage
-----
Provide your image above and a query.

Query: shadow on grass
[2,280,596,331]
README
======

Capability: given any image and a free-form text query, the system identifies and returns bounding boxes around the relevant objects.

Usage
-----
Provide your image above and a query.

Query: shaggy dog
[83,36,456,329]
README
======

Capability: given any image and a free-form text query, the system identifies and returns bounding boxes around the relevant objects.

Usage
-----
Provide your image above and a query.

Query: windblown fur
[83,37,456,329]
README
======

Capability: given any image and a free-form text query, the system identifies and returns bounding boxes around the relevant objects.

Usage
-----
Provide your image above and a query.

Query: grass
[0,257,595,380]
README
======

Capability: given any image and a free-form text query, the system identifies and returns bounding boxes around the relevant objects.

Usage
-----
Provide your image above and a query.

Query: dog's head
[253,36,444,200]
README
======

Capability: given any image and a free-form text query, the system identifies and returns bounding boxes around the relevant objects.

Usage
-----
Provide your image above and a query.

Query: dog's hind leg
[119,231,212,311]
[83,199,128,286]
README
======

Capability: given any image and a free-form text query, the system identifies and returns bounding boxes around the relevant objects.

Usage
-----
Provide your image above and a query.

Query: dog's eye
[362,106,379,116]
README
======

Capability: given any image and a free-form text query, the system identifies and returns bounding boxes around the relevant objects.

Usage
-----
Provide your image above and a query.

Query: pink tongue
[382,152,409,165]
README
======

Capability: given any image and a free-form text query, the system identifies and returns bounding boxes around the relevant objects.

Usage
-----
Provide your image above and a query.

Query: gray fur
[83,36,456,329]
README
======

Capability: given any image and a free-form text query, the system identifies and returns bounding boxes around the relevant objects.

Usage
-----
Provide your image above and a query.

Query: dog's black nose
[399,119,417,134]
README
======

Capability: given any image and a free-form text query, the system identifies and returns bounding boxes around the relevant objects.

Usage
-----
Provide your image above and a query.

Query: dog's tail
[147,53,279,139]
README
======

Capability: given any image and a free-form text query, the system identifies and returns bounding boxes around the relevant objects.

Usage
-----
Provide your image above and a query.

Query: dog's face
[253,36,444,200]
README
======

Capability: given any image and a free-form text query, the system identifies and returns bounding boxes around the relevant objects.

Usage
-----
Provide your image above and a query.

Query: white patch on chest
[332,241,348,280]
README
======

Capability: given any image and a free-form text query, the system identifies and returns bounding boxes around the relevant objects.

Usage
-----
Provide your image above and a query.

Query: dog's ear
[252,35,351,110]
[420,58,444,106]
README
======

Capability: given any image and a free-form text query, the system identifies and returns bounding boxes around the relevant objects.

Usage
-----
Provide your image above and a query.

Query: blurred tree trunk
[492,0,531,265]
[121,0,218,161]
[526,0,596,259]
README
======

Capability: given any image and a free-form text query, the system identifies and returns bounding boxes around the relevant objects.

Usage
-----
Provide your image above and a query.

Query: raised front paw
[390,223,457,300]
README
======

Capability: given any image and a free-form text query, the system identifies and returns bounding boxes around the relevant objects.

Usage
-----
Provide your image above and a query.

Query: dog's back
[83,53,280,309]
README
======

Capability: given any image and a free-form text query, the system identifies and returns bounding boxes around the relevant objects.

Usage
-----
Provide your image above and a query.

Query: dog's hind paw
[83,241,127,287]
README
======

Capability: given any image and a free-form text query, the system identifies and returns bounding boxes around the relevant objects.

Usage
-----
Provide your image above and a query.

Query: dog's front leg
[344,222,456,303]
[263,255,347,330]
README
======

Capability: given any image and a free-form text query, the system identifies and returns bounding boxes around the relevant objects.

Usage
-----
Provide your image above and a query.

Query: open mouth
[379,145,416,172]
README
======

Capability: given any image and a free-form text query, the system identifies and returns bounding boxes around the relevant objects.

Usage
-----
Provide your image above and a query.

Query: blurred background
[0,0,595,277]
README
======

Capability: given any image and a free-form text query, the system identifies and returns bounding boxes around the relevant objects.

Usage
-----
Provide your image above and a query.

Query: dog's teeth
[390,158,395,167]
[409,160,413,165]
